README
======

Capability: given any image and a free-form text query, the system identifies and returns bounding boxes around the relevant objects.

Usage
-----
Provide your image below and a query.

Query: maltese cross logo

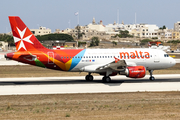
[13,27,33,51]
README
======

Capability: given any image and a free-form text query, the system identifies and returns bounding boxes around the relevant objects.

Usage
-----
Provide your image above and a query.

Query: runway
[0,74,180,95]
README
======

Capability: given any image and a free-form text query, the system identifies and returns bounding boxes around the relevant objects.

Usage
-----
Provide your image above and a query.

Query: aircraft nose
[170,58,176,67]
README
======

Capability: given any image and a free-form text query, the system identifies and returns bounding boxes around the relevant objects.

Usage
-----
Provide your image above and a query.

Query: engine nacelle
[123,66,146,78]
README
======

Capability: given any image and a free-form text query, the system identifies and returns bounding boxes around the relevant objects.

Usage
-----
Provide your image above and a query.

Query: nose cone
[5,52,14,60]
[170,58,176,67]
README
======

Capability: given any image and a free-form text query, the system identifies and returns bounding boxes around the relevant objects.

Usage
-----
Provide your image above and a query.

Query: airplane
[5,16,176,82]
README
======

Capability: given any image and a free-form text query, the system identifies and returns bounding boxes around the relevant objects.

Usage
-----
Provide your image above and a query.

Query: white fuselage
[71,48,176,72]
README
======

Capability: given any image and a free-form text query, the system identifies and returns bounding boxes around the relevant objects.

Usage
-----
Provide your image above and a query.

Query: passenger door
[154,51,159,63]
[47,52,54,64]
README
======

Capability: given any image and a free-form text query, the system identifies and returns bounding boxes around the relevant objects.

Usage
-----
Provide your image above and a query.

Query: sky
[0,0,180,33]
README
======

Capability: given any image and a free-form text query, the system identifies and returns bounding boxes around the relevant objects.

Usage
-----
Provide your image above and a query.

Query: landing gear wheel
[102,76,111,83]
[149,70,155,81]
[85,75,93,81]
[149,76,155,81]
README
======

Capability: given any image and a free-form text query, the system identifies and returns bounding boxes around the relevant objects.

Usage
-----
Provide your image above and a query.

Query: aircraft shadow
[0,78,180,86]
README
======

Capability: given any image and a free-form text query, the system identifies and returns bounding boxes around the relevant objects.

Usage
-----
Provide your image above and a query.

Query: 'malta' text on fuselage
[119,50,150,59]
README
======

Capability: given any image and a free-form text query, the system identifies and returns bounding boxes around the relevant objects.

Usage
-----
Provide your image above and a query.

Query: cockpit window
[164,54,169,57]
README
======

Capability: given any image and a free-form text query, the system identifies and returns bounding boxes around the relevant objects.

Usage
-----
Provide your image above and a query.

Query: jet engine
[120,66,146,78]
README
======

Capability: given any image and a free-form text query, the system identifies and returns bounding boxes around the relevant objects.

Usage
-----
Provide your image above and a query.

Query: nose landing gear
[149,70,155,81]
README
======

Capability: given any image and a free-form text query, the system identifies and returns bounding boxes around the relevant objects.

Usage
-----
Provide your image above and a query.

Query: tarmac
[0,75,180,95]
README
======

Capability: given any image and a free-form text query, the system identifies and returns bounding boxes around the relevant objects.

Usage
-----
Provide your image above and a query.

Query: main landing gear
[149,70,155,81]
[102,76,111,83]
[85,73,93,81]
[85,73,112,83]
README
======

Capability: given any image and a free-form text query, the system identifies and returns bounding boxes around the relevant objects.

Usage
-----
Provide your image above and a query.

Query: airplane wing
[96,60,127,71]
[80,59,137,72]
[79,60,126,72]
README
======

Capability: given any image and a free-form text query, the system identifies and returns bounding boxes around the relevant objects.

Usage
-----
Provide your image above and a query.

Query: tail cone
[5,52,14,60]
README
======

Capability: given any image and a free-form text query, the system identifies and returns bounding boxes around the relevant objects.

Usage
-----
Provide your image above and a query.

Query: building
[172,31,180,39]
[55,18,111,41]
[30,26,51,36]
[87,18,105,32]
[55,28,72,34]
[42,40,77,48]
[105,22,125,35]
[174,21,180,32]
[104,21,159,38]
[157,29,166,39]
[129,24,159,38]
[157,29,177,40]
[0,41,9,51]
[54,18,180,41]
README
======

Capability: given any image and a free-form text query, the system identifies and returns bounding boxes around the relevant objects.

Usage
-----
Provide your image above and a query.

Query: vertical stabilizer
[9,16,46,51]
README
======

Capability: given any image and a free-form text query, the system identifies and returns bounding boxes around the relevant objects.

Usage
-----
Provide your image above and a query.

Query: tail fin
[9,16,46,52]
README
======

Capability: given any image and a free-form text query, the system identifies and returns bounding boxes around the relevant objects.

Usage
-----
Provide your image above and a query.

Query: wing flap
[96,60,127,71]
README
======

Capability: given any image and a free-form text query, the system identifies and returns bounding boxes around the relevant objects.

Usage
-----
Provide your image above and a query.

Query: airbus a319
[5,16,176,82]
